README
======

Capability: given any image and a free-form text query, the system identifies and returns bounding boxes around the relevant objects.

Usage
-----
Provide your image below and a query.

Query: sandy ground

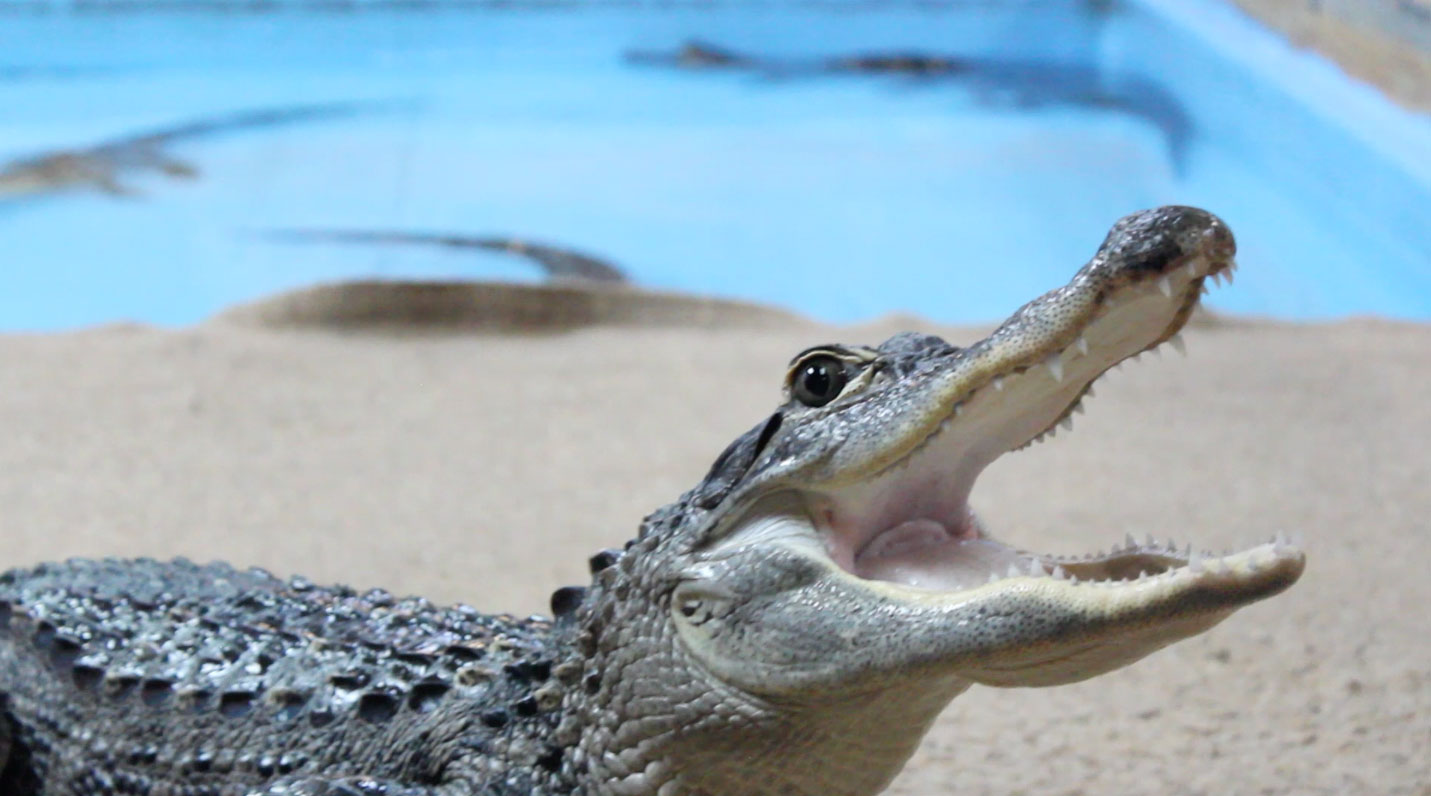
[1,304,1428,794]
[1228,0,1431,110]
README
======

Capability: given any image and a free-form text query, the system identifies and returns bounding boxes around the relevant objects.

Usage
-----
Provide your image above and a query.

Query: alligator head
[565,206,1304,796]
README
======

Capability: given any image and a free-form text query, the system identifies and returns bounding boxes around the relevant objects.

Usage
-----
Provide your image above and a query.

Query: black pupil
[795,357,846,406]
[803,363,833,396]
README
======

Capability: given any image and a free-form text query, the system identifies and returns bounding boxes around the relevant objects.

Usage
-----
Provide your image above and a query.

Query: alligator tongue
[855,534,1023,591]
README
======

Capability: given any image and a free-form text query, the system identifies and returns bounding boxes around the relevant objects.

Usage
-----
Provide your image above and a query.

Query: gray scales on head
[0,206,1304,796]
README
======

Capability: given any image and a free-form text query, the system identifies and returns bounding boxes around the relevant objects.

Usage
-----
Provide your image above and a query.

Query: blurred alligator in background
[624,39,755,69]
[625,40,966,75]
[625,40,1192,170]
[263,229,630,285]
[0,102,386,200]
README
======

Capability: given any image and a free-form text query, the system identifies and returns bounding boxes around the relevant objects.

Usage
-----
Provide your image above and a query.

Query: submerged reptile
[624,41,1192,169]
[0,103,380,199]
[262,229,630,284]
[0,206,1304,796]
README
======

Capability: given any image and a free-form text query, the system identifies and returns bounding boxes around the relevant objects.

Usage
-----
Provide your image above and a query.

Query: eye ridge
[791,354,849,407]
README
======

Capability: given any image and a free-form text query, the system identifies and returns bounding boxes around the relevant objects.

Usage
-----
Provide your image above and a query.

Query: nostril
[1201,219,1236,261]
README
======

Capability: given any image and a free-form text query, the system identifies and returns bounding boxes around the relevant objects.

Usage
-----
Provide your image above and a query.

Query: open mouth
[689,207,1303,689]
[766,215,1300,605]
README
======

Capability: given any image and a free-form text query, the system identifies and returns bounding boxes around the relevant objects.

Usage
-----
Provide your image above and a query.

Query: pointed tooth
[1151,346,1163,358]
[992,376,1004,392]
[1059,416,1074,432]
[1145,533,1156,548]
[1201,284,1211,296]
[1166,537,1178,552]
[1186,261,1199,277]
[1076,336,1089,356]
[1158,275,1173,297]
[1073,401,1086,415]
[1085,384,1095,398]
[1045,353,1064,382]
[1008,563,1022,579]
[1168,333,1187,356]
[1125,533,1138,550]
[988,572,1000,584]
[1052,565,1067,580]
[1224,269,1235,284]
[1027,559,1043,577]
[954,403,964,417]
[1068,572,1079,584]
[1139,570,1149,580]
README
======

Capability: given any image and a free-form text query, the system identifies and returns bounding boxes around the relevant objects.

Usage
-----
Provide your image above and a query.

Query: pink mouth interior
[827,499,1023,591]
[810,352,1088,591]
[814,456,1027,592]
[775,255,1225,594]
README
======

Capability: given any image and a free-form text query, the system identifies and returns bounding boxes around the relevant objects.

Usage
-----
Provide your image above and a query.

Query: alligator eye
[792,355,848,407]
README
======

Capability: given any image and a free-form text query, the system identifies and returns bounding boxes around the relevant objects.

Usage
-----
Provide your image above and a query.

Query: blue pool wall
[0,0,1427,328]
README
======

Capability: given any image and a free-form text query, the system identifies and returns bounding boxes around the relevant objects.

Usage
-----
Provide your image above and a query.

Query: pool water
[1,1,1428,331]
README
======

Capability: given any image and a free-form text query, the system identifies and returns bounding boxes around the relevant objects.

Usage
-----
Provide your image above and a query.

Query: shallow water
[0,4,1426,330]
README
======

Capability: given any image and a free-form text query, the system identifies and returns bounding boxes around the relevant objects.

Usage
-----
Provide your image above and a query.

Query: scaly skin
[1,206,1304,796]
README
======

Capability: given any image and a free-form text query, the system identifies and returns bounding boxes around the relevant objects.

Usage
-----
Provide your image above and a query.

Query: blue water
[1,3,1428,331]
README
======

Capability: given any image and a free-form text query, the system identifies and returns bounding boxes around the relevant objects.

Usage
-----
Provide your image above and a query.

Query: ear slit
[754,412,782,454]
[693,412,782,510]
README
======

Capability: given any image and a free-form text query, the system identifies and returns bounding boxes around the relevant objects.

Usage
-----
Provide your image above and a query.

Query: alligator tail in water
[263,228,630,285]
[0,101,401,200]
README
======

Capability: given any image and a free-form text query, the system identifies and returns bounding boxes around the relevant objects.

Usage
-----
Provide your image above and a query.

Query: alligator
[0,103,382,199]
[622,40,753,69]
[262,229,630,284]
[825,52,966,76]
[623,41,963,76]
[623,41,1193,170]
[0,206,1304,796]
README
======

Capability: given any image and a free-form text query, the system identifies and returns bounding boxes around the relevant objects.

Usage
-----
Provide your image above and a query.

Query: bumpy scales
[1,206,1304,796]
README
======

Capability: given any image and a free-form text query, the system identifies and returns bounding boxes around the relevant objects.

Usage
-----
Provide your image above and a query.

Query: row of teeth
[916,259,1236,464]
[1172,257,1238,297]
[985,532,1299,586]
[1015,259,1239,449]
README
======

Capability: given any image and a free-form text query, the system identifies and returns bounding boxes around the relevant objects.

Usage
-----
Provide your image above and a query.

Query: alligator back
[0,558,560,795]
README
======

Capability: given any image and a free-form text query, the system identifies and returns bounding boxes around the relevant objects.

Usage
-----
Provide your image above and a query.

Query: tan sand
[1227,0,1431,111]
[1,306,1427,794]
